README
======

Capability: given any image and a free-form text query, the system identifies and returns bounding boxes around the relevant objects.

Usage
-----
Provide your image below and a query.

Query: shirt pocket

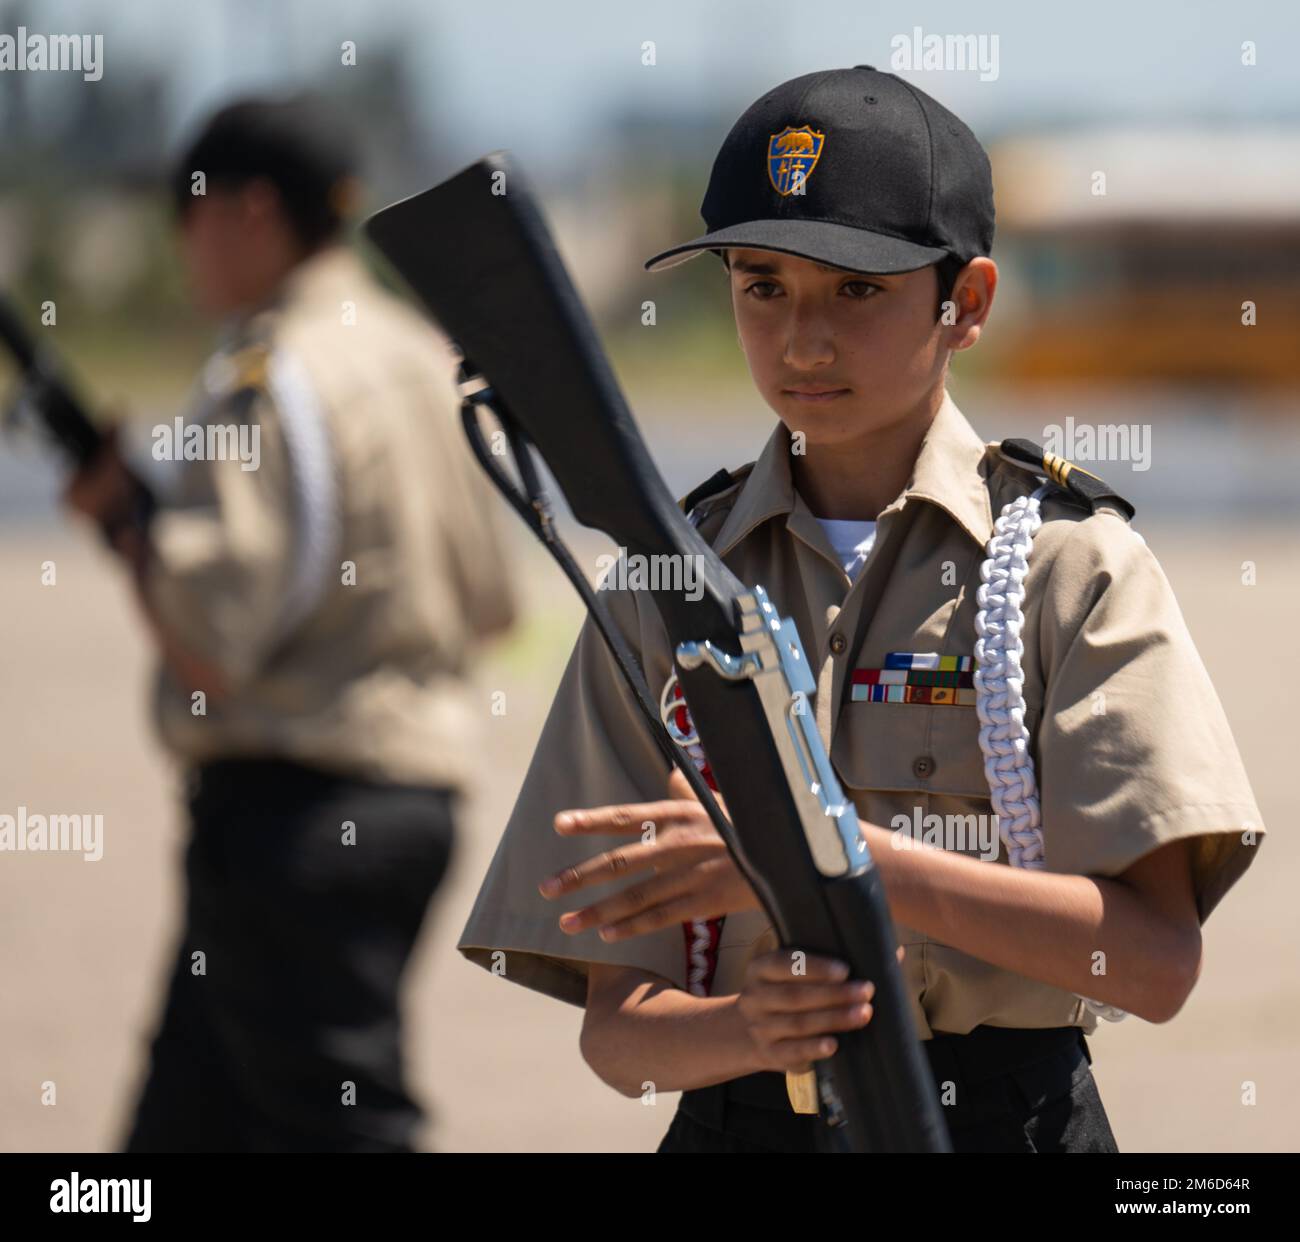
[830,696,1042,801]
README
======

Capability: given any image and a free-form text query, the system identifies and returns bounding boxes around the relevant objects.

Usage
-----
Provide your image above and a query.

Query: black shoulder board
[998,438,1136,521]
[679,467,736,516]
[225,384,261,424]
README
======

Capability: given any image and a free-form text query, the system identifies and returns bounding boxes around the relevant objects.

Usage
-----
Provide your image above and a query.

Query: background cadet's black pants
[122,757,456,1153]
[658,1025,1119,1153]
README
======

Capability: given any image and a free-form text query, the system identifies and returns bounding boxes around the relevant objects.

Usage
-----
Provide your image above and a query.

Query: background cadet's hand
[63,432,230,699]
[63,430,137,536]
[736,946,904,1074]
[542,764,761,938]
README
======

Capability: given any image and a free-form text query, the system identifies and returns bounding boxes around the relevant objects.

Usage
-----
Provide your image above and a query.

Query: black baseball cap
[644,66,994,275]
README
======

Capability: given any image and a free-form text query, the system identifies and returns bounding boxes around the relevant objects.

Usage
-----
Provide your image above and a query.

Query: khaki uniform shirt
[146,246,516,789]
[458,392,1263,1036]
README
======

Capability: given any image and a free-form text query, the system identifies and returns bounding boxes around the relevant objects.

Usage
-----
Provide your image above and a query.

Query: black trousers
[122,757,456,1153]
[659,1025,1118,1153]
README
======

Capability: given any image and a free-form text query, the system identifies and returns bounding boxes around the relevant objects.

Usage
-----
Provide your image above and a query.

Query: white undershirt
[815,517,878,582]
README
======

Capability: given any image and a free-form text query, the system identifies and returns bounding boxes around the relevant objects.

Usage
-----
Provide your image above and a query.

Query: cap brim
[644,218,949,274]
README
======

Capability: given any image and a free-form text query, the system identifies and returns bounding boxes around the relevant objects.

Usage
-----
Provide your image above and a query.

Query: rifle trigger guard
[675,639,761,681]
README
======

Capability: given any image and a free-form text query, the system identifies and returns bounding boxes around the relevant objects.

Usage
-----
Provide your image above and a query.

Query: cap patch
[767,125,825,196]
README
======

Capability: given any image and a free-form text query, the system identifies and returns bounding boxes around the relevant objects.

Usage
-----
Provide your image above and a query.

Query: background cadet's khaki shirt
[458,392,1264,1036]
[145,245,516,790]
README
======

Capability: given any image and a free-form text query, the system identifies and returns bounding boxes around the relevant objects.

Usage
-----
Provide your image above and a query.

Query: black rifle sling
[459,388,734,834]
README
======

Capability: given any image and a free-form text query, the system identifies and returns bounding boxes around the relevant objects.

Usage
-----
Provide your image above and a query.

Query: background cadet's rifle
[364,154,951,1153]
[0,294,153,536]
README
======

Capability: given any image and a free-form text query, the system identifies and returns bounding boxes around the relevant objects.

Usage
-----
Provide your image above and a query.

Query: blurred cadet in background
[64,95,517,1152]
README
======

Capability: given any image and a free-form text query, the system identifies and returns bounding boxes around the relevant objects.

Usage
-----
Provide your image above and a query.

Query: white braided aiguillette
[975,483,1126,1024]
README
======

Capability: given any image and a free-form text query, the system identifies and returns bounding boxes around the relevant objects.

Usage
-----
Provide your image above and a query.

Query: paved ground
[1,518,1295,1153]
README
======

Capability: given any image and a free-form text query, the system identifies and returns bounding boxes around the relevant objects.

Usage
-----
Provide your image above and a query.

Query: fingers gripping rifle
[0,294,153,538]
[364,154,951,1154]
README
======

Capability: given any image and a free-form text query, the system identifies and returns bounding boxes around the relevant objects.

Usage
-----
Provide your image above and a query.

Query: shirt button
[912,756,935,779]
[829,633,848,656]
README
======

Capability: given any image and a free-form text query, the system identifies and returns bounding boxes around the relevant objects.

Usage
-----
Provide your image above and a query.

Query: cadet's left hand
[542,767,762,939]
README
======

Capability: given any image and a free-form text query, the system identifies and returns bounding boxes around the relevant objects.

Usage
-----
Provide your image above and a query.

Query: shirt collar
[275,244,369,310]
[712,422,797,556]
[895,389,994,548]
[713,390,993,557]
[230,245,368,343]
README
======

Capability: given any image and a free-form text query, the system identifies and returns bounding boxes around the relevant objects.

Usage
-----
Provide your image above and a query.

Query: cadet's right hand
[737,945,903,1074]
[63,430,134,535]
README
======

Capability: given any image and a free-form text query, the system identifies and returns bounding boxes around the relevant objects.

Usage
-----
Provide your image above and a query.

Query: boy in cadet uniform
[456,67,1263,1153]
[66,96,516,1151]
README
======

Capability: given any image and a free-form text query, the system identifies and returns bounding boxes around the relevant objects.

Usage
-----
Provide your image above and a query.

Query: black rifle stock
[364,154,950,1153]
[0,294,153,534]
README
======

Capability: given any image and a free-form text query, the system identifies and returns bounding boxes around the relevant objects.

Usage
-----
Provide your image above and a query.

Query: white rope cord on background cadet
[974,483,1127,1023]
[266,348,339,645]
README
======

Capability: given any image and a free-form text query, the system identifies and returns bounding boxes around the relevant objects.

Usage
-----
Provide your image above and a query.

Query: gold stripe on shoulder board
[232,345,270,392]
[1043,450,1108,490]
[1042,451,1072,488]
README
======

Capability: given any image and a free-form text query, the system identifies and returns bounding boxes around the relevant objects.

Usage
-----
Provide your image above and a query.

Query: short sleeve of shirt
[146,383,297,689]
[1034,510,1264,923]
[457,581,688,1007]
